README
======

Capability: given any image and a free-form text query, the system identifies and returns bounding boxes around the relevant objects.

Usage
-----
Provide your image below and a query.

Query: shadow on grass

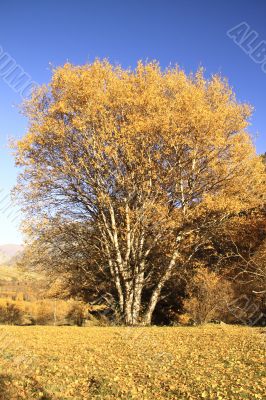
[0,375,16,400]
[88,375,127,398]
[0,374,55,400]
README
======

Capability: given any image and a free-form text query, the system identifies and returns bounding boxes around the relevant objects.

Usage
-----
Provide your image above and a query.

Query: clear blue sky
[0,0,265,244]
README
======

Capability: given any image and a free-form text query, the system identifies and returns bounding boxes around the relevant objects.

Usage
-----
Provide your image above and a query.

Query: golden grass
[0,325,265,399]
[0,266,23,281]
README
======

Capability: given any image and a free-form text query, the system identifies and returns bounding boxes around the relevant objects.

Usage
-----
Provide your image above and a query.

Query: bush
[66,301,87,326]
[0,301,23,325]
[177,313,193,326]
[0,298,93,326]
[33,301,55,325]
[183,268,234,325]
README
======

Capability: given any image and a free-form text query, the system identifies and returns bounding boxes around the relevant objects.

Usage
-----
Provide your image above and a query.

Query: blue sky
[0,0,265,244]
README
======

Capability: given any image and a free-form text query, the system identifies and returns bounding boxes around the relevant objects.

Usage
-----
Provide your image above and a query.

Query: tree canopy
[15,60,266,325]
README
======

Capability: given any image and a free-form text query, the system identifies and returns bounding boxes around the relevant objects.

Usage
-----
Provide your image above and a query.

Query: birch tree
[15,60,265,325]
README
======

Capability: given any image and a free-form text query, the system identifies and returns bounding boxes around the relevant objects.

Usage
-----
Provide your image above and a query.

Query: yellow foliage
[14,60,266,325]
[183,267,234,324]
[0,298,89,326]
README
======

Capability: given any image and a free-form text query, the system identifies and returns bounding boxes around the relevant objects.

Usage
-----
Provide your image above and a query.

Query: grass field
[0,325,265,400]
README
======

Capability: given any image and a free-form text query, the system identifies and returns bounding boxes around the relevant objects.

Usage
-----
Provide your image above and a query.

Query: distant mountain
[0,244,23,265]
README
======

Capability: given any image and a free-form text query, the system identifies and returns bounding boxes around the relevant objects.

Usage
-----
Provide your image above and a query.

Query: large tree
[15,60,265,325]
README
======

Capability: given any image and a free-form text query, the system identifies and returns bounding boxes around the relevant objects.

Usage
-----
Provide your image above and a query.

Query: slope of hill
[0,265,23,281]
[0,264,44,300]
[0,244,23,265]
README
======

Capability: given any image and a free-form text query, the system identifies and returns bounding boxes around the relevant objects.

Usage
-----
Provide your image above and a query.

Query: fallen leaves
[0,325,264,399]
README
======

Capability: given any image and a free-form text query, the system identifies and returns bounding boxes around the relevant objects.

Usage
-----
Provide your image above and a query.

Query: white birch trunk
[142,248,180,325]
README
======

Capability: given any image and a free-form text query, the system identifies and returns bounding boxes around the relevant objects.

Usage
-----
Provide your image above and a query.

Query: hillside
[0,244,44,300]
[0,265,24,281]
[0,244,23,265]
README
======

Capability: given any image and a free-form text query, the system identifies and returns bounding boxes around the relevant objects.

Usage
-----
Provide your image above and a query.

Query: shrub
[66,301,87,326]
[183,268,234,324]
[32,301,55,325]
[0,301,23,325]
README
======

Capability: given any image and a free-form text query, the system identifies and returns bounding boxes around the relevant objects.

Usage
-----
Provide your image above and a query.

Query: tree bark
[131,270,144,325]
[142,249,180,325]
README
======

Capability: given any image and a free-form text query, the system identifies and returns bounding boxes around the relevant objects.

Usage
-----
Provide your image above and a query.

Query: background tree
[183,267,234,324]
[15,60,265,325]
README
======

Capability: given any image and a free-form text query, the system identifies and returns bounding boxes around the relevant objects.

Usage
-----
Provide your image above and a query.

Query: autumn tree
[183,267,234,324]
[15,60,265,325]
